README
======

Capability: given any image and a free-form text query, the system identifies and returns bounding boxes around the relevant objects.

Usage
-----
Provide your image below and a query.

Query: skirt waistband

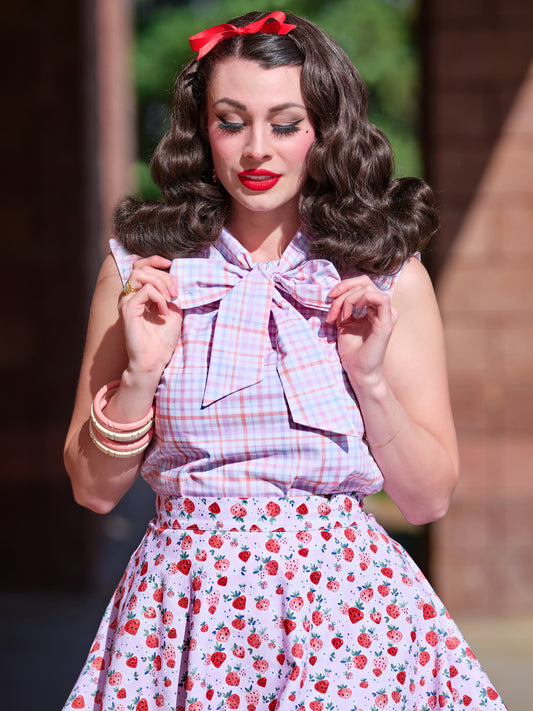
[155,494,364,532]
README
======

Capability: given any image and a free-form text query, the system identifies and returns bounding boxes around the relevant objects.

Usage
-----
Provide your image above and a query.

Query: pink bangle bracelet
[89,420,154,458]
[90,406,154,442]
[92,380,155,432]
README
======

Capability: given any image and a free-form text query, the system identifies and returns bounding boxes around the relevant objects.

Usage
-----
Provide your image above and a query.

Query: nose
[243,124,271,161]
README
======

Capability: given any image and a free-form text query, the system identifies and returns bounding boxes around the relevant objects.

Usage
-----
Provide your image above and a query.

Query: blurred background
[1,0,532,709]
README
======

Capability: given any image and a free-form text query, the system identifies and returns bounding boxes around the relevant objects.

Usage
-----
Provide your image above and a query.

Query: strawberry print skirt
[64,494,506,711]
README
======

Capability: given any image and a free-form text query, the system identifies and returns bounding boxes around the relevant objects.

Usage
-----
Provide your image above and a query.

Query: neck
[227,204,300,263]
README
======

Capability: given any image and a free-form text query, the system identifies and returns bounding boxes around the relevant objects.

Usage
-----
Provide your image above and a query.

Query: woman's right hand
[119,255,183,376]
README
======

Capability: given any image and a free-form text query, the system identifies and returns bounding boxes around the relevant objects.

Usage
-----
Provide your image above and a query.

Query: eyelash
[216,118,304,136]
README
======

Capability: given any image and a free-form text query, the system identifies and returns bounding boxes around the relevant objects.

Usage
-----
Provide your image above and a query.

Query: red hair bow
[189,11,297,60]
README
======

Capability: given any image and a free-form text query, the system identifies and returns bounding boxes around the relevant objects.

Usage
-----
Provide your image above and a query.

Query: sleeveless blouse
[110,227,406,499]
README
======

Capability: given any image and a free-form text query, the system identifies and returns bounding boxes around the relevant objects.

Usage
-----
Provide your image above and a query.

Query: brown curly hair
[114,11,438,275]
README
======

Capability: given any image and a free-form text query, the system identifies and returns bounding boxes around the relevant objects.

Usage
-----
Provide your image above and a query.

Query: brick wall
[424,0,533,613]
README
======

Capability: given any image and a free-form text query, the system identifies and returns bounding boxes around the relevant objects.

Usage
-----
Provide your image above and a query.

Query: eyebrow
[213,98,306,113]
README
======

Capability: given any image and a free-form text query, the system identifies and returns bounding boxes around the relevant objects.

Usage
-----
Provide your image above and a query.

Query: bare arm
[64,254,181,514]
[328,258,458,525]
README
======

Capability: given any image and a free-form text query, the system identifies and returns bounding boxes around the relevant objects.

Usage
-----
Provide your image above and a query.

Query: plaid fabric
[109,229,403,498]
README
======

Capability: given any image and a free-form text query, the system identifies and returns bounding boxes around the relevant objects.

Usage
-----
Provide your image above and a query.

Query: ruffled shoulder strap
[109,238,142,288]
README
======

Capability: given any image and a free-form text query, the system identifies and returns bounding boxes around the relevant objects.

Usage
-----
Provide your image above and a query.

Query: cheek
[289,132,315,172]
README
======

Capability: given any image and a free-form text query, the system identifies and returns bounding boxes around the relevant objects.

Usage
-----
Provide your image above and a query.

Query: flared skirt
[63,494,506,711]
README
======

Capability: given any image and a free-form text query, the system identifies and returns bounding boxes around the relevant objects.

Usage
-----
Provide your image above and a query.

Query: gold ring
[123,281,137,295]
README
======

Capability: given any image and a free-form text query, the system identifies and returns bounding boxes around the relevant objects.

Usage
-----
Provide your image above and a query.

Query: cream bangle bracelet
[90,403,154,442]
[89,420,153,459]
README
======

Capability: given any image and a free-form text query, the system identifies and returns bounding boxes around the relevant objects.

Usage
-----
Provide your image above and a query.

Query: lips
[238,169,281,191]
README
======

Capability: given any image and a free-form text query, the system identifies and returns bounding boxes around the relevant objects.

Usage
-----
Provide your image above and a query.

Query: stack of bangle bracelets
[89,380,155,458]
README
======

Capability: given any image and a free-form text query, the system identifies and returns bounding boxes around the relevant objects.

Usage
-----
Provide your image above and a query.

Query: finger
[127,266,178,299]
[327,286,370,322]
[120,283,172,317]
[328,275,373,298]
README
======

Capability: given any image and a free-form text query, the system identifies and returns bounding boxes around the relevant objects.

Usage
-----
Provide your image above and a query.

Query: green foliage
[133,0,422,197]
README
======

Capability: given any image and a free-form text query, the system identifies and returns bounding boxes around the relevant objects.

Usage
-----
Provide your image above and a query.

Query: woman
[64,11,505,711]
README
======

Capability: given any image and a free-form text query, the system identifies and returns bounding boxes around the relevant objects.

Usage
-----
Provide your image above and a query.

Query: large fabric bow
[189,11,297,60]
[170,248,359,437]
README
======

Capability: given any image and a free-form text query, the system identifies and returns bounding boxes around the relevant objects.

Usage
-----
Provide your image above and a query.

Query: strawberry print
[63,494,506,711]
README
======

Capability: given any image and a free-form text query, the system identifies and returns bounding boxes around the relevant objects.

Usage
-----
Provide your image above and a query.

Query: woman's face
[206,58,315,225]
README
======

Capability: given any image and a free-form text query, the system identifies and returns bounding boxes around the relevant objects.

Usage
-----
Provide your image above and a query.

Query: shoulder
[391,256,436,310]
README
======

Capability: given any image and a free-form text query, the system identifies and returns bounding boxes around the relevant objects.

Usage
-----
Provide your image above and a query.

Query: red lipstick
[238,169,281,191]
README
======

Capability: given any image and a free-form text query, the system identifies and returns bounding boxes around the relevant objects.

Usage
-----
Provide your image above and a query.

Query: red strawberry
[381,566,393,578]
[449,665,458,678]
[348,607,364,623]
[276,652,285,665]
[326,578,340,592]
[386,603,401,619]
[445,635,460,650]
[298,547,309,557]
[208,502,220,514]
[265,539,280,553]
[216,625,230,642]
[462,695,472,706]
[375,692,388,709]
[337,686,352,699]
[487,687,498,700]
[292,642,304,658]
[283,618,296,635]
[309,569,321,584]
[331,636,343,649]
[145,632,159,648]
[357,631,372,648]
[247,632,262,648]
[209,534,223,548]
[232,616,246,630]
[321,530,332,541]
[289,664,300,680]
[117,688,127,699]
[314,679,329,694]
[264,559,278,575]
[182,497,195,513]
[353,653,367,669]
[232,595,247,610]
[126,655,138,668]
[423,603,437,620]
[135,699,148,711]
[296,503,308,515]
[253,657,269,672]
[426,629,439,647]
[125,618,140,635]
[312,610,324,625]
[153,587,164,603]
[396,670,406,685]
[257,677,267,687]
[211,651,226,668]
[226,671,240,686]
[266,501,281,517]
[419,649,431,666]
[217,576,228,586]
[71,695,85,708]
[227,694,240,709]
[239,549,251,562]
[391,690,401,703]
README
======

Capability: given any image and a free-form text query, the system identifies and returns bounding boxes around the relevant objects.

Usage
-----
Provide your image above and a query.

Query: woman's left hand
[327,276,398,382]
